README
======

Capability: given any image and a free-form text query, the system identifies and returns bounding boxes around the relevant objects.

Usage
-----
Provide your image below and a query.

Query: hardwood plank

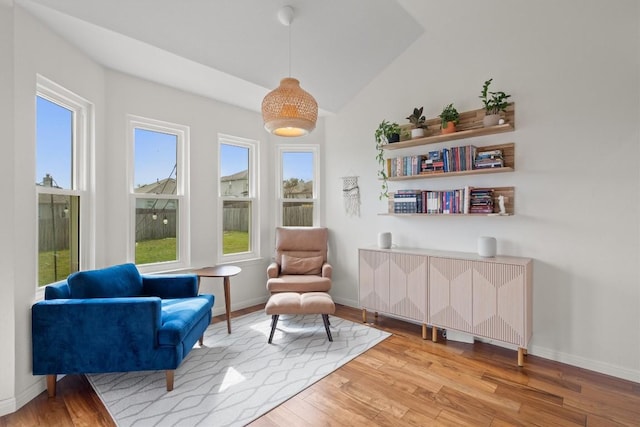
[3,304,640,427]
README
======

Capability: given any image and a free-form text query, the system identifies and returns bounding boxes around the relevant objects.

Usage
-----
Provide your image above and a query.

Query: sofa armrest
[322,262,333,279]
[32,297,162,375]
[267,262,280,279]
[142,274,198,298]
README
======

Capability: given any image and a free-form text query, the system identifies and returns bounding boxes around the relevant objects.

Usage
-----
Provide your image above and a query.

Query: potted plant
[406,106,427,139]
[439,103,459,134]
[374,120,401,199]
[479,78,511,127]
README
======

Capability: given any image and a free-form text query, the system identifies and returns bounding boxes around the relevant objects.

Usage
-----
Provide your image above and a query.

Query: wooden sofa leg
[166,370,174,391]
[47,375,57,397]
[199,335,204,346]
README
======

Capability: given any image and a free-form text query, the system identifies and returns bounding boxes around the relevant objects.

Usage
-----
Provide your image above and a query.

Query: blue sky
[36,96,72,189]
[37,96,313,188]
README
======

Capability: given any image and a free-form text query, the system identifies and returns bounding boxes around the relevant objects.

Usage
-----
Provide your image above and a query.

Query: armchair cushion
[281,254,323,275]
[67,263,142,298]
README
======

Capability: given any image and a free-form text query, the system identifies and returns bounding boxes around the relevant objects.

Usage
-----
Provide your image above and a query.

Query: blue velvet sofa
[32,263,214,396]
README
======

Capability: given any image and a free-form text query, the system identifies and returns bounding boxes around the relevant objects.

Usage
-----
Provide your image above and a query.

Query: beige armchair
[267,227,332,293]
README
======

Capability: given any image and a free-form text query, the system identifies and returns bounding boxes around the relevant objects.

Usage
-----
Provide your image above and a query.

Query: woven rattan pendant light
[262,6,318,137]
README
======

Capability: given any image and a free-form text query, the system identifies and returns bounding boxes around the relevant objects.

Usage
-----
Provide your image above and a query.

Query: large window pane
[135,198,178,264]
[220,144,249,197]
[134,128,177,194]
[282,201,313,226]
[36,96,73,190]
[38,194,79,286]
[282,152,313,199]
[222,200,250,254]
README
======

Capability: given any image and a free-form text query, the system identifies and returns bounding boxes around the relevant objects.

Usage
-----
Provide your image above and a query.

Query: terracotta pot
[483,114,500,127]
[441,121,456,134]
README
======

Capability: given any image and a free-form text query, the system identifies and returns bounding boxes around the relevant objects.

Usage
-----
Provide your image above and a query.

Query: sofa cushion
[158,295,213,346]
[281,254,323,275]
[67,263,143,299]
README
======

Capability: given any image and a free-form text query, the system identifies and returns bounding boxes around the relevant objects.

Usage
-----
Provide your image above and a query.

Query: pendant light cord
[288,21,292,77]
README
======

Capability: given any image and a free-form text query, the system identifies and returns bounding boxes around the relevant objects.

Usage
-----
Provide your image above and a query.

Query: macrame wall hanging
[341,176,360,217]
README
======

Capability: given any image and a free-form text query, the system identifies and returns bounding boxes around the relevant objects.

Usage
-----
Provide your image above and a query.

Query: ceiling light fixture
[261,5,318,137]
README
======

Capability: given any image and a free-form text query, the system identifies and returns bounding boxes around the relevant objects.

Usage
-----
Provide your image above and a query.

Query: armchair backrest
[274,227,328,265]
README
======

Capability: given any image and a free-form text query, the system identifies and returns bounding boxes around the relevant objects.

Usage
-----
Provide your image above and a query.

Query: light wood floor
[2,304,639,426]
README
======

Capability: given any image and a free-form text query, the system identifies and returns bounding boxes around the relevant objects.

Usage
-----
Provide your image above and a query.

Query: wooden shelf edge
[387,167,514,181]
[383,123,515,151]
[378,213,513,217]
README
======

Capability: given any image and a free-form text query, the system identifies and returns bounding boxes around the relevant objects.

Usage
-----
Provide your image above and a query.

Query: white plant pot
[411,128,425,139]
[483,114,500,127]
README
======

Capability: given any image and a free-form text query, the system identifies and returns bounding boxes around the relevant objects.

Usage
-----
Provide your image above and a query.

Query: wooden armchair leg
[46,375,57,397]
[166,370,174,391]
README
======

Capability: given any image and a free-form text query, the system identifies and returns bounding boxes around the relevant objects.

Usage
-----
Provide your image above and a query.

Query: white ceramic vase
[477,236,497,257]
[378,232,392,249]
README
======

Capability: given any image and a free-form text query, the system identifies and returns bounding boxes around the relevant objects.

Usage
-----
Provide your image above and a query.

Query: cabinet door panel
[359,250,390,312]
[472,262,526,346]
[389,253,427,322]
[429,257,473,333]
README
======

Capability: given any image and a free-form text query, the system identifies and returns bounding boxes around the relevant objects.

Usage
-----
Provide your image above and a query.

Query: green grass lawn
[136,237,177,265]
[38,249,72,286]
[38,233,248,286]
[223,230,249,254]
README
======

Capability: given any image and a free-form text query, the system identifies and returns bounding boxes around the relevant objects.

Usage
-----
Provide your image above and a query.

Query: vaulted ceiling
[18,0,424,115]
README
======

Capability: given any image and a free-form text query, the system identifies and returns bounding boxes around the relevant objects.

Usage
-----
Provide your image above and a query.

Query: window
[276,145,319,227]
[129,116,189,270]
[218,135,259,262]
[36,76,93,288]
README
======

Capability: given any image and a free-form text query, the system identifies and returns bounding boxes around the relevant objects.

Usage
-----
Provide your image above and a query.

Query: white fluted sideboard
[359,247,532,366]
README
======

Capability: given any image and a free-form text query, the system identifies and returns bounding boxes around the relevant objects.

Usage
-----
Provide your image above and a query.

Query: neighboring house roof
[135,178,177,195]
[221,170,248,182]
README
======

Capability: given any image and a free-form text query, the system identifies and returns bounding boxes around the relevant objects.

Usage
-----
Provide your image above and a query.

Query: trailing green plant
[479,78,512,115]
[406,106,426,129]
[438,103,459,128]
[374,120,400,199]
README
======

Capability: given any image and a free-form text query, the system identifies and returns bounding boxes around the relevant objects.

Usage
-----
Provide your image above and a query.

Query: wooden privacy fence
[136,211,177,242]
[224,205,313,230]
[39,217,70,251]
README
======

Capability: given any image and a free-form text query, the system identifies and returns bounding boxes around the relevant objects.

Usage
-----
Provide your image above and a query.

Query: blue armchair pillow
[67,263,144,298]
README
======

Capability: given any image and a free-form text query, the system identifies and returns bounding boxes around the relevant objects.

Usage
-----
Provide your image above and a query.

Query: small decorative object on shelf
[375,120,401,199]
[477,236,497,257]
[377,232,392,249]
[406,106,427,139]
[439,103,459,134]
[479,78,511,127]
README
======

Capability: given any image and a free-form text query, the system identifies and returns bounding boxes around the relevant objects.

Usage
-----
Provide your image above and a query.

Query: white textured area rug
[87,310,390,427]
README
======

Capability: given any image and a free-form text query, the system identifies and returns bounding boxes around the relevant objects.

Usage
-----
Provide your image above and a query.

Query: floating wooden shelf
[386,142,515,181]
[384,103,515,151]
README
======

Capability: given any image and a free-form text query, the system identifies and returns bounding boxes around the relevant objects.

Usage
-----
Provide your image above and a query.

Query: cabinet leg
[422,324,427,340]
[362,309,367,323]
[431,326,438,342]
[374,311,378,318]
[518,347,526,367]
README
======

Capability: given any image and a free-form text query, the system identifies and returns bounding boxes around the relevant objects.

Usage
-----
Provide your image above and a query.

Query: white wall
[0,1,16,416]
[324,0,640,381]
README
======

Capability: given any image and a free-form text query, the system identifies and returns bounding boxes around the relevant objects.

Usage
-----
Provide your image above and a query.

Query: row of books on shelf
[392,187,496,214]
[386,146,505,177]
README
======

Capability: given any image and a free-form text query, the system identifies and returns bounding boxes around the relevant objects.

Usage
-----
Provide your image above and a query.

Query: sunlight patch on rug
[87,310,390,426]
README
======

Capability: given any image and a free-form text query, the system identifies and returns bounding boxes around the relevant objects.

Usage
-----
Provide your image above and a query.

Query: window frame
[217,134,260,263]
[35,75,95,294]
[275,144,320,227]
[127,115,190,273]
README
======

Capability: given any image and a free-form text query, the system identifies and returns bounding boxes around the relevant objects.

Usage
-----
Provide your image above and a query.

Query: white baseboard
[529,344,640,383]
[0,377,45,417]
